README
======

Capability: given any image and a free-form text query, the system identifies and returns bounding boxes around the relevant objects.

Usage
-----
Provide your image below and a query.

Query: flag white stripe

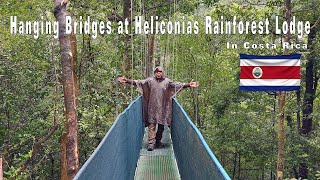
[240,58,300,61]
[240,79,300,86]
[240,59,300,66]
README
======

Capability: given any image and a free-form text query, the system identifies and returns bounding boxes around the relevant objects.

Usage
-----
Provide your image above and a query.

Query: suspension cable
[114,0,119,117]
[195,6,200,127]
[130,0,134,101]
[172,0,177,95]
[172,0,176,81]
[138,0,141,78]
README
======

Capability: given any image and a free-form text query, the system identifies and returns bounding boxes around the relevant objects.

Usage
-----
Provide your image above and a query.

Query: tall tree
[299,15,320,179]
[277,0,292,179]
[53,0,79,179]
[122,0,132,73]
[146,34,155,77]
[301,19,320,135]
[277,91,286,180]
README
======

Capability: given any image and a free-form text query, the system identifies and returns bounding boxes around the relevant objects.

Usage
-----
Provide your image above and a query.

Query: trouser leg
[148,123,156,145]
[156,124,164,143]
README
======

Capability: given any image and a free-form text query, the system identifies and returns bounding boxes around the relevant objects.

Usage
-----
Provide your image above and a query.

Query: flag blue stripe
[240,54,301,60]
[239,86,300,91]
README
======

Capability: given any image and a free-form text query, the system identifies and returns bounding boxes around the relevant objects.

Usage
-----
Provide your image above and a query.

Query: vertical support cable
[114,0,119,116]
[172,0,175,81]
[130,0,134,101]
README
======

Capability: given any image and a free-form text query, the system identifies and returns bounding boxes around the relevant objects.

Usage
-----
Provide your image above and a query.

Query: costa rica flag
[239,54,301,91]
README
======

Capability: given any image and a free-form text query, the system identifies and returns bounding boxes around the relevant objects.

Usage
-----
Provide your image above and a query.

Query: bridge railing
[75,96,230,180]
[74,97,144,180]
[171,98,231,180]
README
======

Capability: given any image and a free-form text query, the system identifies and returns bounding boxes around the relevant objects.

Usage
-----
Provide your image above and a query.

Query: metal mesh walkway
[74,97,231,180]
[134,126,180,180]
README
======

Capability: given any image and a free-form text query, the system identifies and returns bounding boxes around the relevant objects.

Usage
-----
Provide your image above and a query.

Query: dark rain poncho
[127,77,190,125]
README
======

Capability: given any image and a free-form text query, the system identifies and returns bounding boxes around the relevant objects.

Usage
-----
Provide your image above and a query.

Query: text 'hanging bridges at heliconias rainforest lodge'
[239,54,301,92]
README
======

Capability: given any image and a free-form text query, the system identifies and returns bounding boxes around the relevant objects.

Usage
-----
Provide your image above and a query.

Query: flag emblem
[240,54,301,91]
[252,67,263,78]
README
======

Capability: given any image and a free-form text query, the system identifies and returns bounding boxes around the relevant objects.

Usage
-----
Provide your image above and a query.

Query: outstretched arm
[189,80,199,88]
[168,80,199,97]
[117,76,137,85]
[118,76,149,95]
[169,79,199,89]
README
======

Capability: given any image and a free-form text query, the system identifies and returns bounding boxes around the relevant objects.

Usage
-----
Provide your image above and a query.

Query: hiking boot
[155,141,164,148]
[147,144,154,151]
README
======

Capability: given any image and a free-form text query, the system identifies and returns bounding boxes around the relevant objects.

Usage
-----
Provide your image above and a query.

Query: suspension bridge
[74,97,231,180]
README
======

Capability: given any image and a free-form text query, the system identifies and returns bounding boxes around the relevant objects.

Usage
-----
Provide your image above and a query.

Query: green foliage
[1,0,320,179]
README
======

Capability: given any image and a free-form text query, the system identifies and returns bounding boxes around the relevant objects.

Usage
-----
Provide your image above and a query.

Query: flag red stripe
[240,66,300,79]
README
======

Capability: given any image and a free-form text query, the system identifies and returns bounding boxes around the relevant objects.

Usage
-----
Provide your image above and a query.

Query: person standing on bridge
[118,66,199,151]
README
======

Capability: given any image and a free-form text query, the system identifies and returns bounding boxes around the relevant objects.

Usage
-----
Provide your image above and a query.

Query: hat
[153,66,163,73]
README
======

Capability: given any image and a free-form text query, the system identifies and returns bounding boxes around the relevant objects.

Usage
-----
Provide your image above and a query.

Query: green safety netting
[74,96,230,180]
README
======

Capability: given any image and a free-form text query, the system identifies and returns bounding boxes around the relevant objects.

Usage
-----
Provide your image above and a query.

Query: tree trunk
[146,34,155,77]
[232,152,237,179]
[296,90,301,130]
[277,92,286,180]
[54,1,79,179]
[60,133,68,180]
[301,27,317,135]
[50,153,55,180]
[298,163,308,179]
[277,1,291,179]
[123,0,131,26]
[299,18,319,179]
[122,0,131,73]
[286,115,293,129]
[71,30,79,102]
[237,152,241,179]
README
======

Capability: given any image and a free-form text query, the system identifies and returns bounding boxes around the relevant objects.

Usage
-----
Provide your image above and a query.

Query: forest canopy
[1,0,320,179]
